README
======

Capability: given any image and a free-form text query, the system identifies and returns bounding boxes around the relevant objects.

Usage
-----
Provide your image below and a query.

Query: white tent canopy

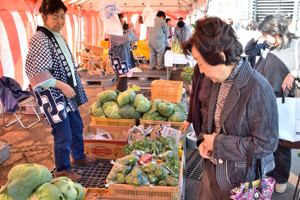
[62,0,205,13]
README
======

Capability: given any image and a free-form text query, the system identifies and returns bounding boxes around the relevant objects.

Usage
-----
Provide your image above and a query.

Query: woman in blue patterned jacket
[25,0,96,182]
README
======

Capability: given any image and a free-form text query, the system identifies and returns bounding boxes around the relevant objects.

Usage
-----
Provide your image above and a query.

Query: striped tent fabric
[0,0,102,90]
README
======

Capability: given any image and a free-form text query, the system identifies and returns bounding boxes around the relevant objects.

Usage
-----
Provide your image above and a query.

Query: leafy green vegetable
[174,103,186,113]
[148,173,159,184]
[123,145,133,155]
[0,164,52,200]
[148,99,162,114]
[102,101,118,110]
[133,94,151,113]
[157,101,174,117]
[153,116,167,121]
[117,90,136,106]
[180,63,193,85]
[117,173,125,183]
[168,112,187,122]
[165,175,179,186]
[165,137,180,160]
[155,168,169,180]
[141,162,158,174]
[50,177,84,200]
[158,180,167,186]
[141,112,160,120]
[97,90,118,103]
[118,105,141,119]
[125,167,149,186]
[104,105,122,119]
[27,183,64,200]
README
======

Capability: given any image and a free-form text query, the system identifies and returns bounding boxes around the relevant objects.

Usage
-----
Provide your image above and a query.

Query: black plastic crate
[50,159,113,188]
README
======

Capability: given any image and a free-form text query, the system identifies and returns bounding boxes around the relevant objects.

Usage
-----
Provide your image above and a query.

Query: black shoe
[158,67,165,70]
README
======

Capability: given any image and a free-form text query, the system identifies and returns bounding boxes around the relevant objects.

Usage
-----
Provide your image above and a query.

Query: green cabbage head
[27,183,64,200]
[118,104,141,119]
[104,105,122,119]
[117,90,136,106]
[142,112,160,120]
[174,103,186,113]
[133,94,151,113]
[157,101,174,117]
[90,102,105,118]
[102,101,118,110]
[51,177,84,200]
[0,164,52,200]
[97,90,118,103]
[148,99,162,114]
[168,112,187,122]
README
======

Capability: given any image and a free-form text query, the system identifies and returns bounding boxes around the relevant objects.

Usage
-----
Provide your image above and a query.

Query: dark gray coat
[198,59,279,192]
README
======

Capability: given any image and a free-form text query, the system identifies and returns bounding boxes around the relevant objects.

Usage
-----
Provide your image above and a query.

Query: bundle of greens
[124,166,150,186]
[180,63,193,85]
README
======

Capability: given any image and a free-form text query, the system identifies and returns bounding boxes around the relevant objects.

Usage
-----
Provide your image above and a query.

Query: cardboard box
[83,125,130,160]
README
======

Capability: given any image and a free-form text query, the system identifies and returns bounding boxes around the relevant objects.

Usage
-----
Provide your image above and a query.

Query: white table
[164,50,195,79]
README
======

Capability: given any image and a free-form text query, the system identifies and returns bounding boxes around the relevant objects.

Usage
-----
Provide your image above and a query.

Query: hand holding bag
[230,142,276,200]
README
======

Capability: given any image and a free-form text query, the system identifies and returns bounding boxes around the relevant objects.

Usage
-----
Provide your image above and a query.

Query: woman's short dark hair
[258,14,297,49]
[166,18,171,23]
[118,13,124,20]
[39,0,67,15]
[182,17,243,66]
[248,19,258,31]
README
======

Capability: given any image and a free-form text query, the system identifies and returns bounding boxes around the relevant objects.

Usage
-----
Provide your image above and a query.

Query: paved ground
[1,66,299,200]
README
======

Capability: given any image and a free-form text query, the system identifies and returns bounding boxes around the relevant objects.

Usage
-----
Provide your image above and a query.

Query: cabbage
[0,164,52,200]
[117,90,136,106]
[97,90,118,103]
[51,177,84,200]
[102,101,118,109]
[133,94,151,113]
[168,112,187,122]
[27,183,64,200]
[0,193,13,200]
[118,104,141,119]
[90,102,105,117]
[148,99,162,114]
[104,105,122,119]
[157,101,174,117]
[142,112,166,121]
[174,103,186,113]
[153,116,167,121]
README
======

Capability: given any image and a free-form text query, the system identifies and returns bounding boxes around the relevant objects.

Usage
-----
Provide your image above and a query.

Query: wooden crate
[91,116,136,127]
[139,119,184,131]
[107,151,184,200]
[151,80,183,103]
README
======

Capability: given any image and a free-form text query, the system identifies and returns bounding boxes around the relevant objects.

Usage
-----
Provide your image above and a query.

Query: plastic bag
[100,0,123,36]
[142,0,154,27]
[165,175,179,186]
[141,161,157,174]
[125,166,150,186]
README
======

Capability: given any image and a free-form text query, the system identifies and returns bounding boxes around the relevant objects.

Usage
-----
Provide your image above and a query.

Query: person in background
[25,0,97,182]
[182,17,278,199]
[109,13,139,92]
[165,18,173,50]
[147,11,169,70]
[172,21,191,71]
[244,14,300,194]
[246,19,259,67]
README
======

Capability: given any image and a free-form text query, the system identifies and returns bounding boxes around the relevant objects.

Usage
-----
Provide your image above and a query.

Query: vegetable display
[107,144,181,187]
[0,164,84,200]
[171,39,183,54]
[90,90,187,122]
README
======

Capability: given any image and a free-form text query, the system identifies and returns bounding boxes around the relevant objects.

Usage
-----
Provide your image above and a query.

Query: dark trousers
[50,110,85,172]
[116,77,129,92]
[196,160,230,200]
[266,144,291,183]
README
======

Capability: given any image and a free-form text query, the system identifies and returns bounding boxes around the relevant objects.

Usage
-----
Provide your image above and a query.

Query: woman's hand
[203,133,217,151]
[198,142,211,159]
[55,80,75,99]
[281,73,295,92]
[253,30,263,42]
[181,121,191,132]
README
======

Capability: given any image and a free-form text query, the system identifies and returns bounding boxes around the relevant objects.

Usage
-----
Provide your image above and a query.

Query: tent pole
[205,0,209,17]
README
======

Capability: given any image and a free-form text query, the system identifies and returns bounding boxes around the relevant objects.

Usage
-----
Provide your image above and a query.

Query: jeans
[51,109,85,172]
